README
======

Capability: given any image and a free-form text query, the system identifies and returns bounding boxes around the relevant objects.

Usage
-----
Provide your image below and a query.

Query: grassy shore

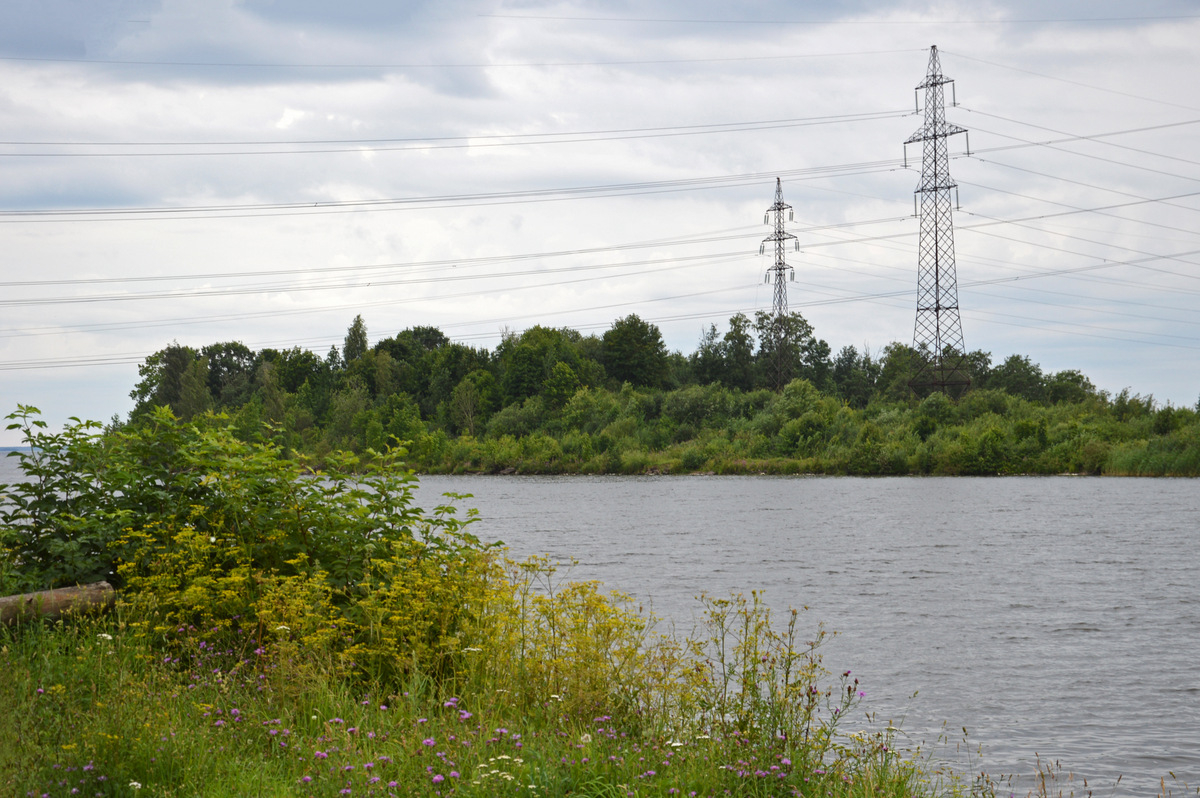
[2,596,938,798]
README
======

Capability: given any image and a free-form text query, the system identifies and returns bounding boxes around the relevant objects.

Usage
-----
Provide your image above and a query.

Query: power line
[942,51,1200,114]
[0,161,905,222]
[0,110,906,158]
[481,13,1200,25]
[0,110,904,148]
[0,47,921,70]
[961,107,1200,171]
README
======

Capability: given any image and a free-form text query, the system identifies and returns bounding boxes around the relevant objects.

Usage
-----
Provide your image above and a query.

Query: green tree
[344,314,369,364]
[601,314,667,388]
[989,354,1046,403]
[450,377,483,436]
[542,361,581,409]
[723,313,756,391]
[831,345,879,409]
[176,357,213,420]
[753,311,829,392]
[691,324,724,385]
[1047,369,1096,404]
[129,342,198,418]
[201,341,256,408]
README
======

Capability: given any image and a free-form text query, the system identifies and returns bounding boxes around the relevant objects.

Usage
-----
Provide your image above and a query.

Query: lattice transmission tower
[760,177,799,389]
[905,45,970,394]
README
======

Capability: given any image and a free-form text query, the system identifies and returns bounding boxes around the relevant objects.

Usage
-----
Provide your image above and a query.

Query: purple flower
[459,710,472,721]
[432,774,445,784]
[423,738,436,746]
[314,751,328,760]
[300,776,312,784]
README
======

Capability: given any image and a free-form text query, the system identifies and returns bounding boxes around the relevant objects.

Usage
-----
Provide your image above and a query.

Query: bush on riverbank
[1,408,945,796]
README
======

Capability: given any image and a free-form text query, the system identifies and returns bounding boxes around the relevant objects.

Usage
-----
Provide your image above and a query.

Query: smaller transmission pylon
[905,45,970,394]
[760,177,800,390]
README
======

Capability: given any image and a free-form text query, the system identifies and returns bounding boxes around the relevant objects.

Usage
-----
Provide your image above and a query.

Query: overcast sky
[2,0,1199,443]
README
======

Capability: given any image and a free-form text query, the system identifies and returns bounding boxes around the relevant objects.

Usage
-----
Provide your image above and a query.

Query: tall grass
[2,576,936,798]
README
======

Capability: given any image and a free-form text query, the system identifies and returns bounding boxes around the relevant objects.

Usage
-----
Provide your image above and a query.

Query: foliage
[1,407,496,689]
[105,310,1200,476]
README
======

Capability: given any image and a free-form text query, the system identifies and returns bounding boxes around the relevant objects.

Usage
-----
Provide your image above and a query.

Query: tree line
[123,311,1200,476]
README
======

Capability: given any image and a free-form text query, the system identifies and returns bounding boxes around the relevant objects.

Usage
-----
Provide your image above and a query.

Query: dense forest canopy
[122,312,1199,476]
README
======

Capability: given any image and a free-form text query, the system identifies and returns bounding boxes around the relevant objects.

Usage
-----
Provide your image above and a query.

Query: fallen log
[0,581,115,625]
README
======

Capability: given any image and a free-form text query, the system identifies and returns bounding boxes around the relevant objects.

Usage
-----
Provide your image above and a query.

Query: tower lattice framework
[760,177,799,389]
[906,45,970,393]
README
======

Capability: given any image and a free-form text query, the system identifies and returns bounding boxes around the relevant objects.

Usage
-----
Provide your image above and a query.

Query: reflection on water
[414,474,1200,797]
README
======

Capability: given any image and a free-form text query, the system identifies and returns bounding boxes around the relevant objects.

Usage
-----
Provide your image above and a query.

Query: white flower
[209,536,216,543]
[97,633,113,641]
[275,625,290,631]
[129,782,142,790]
[579,733,592,744]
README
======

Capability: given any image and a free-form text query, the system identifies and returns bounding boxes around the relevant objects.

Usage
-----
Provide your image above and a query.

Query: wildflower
[97,634,113,641]
[580,733,592,744]
[449,771,460,778]
[444,697,459,707]
[432,774,445,784]
[129,783,142,790]
[423,738,436,746]
[209,536,216,543]
[459,710,472,721]
[300,776,312,784]
[314,751,328,760]
[781,758,791,766]
[275,625,290,631]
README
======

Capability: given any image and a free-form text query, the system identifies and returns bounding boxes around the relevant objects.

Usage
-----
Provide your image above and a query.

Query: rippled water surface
[413,475,1200,796]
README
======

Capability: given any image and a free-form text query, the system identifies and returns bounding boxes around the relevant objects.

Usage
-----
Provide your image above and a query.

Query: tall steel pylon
[905,45,970,393]
[760,177,799,389]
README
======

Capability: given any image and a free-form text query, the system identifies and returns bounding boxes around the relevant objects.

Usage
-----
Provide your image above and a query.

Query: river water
[412,475,1200,796]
